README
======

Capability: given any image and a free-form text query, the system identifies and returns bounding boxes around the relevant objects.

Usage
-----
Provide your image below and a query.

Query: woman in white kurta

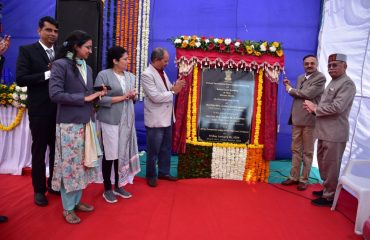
[95,46,140,203]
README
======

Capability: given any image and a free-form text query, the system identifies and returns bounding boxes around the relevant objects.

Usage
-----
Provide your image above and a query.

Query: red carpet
[0,175,361,240]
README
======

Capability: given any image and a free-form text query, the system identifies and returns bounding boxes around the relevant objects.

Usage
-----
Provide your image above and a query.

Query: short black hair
[38,16,59,29]
[303,54,317,61]
[151,47,167,62]
[107,46,127,69]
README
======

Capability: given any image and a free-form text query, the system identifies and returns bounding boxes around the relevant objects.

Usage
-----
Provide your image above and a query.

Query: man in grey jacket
[304,53,356,206]
[142,47,185,187]
[281,55,326,191]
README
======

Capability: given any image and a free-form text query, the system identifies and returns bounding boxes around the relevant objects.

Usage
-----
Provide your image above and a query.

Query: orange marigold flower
[255,51,262,57]
[1,100,6,105]
[272,41,280,47]
[189,40,196,47]
[183,36,189,40]
[276,49,283,57]
[218,39,223,44]
[181,42,188,48]
[246,46,253,54]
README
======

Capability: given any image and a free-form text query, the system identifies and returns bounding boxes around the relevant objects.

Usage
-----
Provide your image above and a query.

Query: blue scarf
[66,51,87,73]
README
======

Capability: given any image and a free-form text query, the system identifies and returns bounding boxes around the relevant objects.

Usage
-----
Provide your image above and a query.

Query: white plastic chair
[331,159,370,235]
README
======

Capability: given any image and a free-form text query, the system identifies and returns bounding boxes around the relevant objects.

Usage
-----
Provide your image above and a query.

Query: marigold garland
[115,0,121,46]
[113,0,146,98]
[253,68,264,145]
[0,107,25,131]
[243,69,269,183]
[132,0,139,74]
[191,64,198,142]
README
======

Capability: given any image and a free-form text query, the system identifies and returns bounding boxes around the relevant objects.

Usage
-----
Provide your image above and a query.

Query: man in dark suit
[304,53,356,206]
[0,34,10,223]
[0,35,10,81]
[16,16,59,206]
[281,55,326,191]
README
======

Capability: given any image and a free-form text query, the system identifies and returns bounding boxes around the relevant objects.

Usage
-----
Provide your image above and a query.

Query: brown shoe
[281,179,299,186]
[297,182,308,191]
[75,202,94,212]
[63,210,81,224]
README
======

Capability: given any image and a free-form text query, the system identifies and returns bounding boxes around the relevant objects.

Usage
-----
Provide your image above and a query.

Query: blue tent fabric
[2,0,323,158]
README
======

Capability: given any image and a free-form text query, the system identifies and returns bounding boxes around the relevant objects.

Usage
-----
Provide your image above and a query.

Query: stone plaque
[198,68,255,143]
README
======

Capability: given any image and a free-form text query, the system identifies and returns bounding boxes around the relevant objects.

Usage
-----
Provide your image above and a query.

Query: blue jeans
[145,126,172,179]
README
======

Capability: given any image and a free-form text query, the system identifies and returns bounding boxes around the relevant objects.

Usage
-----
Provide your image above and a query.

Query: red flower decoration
[219,43,226,51]
[208,43,215,50]
[229,43,235,53]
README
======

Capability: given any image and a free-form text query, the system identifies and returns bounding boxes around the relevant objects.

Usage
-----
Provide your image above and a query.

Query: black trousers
[102,157,119,191]
[29,115,56,194]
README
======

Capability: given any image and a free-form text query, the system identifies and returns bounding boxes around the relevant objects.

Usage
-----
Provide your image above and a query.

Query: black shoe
[34,193,48,207]
[312,190,323,197]
[48,187,61,196]
[147,178,157,187]
[297,182,308,191]
[0,215,8,223]
[158,175,178,181]
[281,179,299,186]
[311,197,333,207]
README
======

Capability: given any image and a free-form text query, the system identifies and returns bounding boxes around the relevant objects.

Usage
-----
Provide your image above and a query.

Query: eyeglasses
[84,45,93,50]
[328,63,339,69]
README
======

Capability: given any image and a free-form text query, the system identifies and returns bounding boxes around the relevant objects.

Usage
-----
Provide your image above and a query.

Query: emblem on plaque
[224,70,232,81]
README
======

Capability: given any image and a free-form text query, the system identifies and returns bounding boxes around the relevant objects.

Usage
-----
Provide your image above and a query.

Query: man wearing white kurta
[141,47,185,187]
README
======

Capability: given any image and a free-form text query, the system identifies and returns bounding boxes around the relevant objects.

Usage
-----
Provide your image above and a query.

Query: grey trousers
[317,139,346,200]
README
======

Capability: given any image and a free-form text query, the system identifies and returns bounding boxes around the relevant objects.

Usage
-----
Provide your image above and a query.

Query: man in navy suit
[16,16,59,206]
[0,33,10,223]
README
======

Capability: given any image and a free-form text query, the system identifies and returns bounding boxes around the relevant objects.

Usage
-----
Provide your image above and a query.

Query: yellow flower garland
[253,68,264,146]
[244,69,269,183]
[191,64,198,142]
[0,107,25,131]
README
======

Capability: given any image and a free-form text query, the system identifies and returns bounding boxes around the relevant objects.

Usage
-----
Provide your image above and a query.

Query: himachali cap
[328,53,347,62]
